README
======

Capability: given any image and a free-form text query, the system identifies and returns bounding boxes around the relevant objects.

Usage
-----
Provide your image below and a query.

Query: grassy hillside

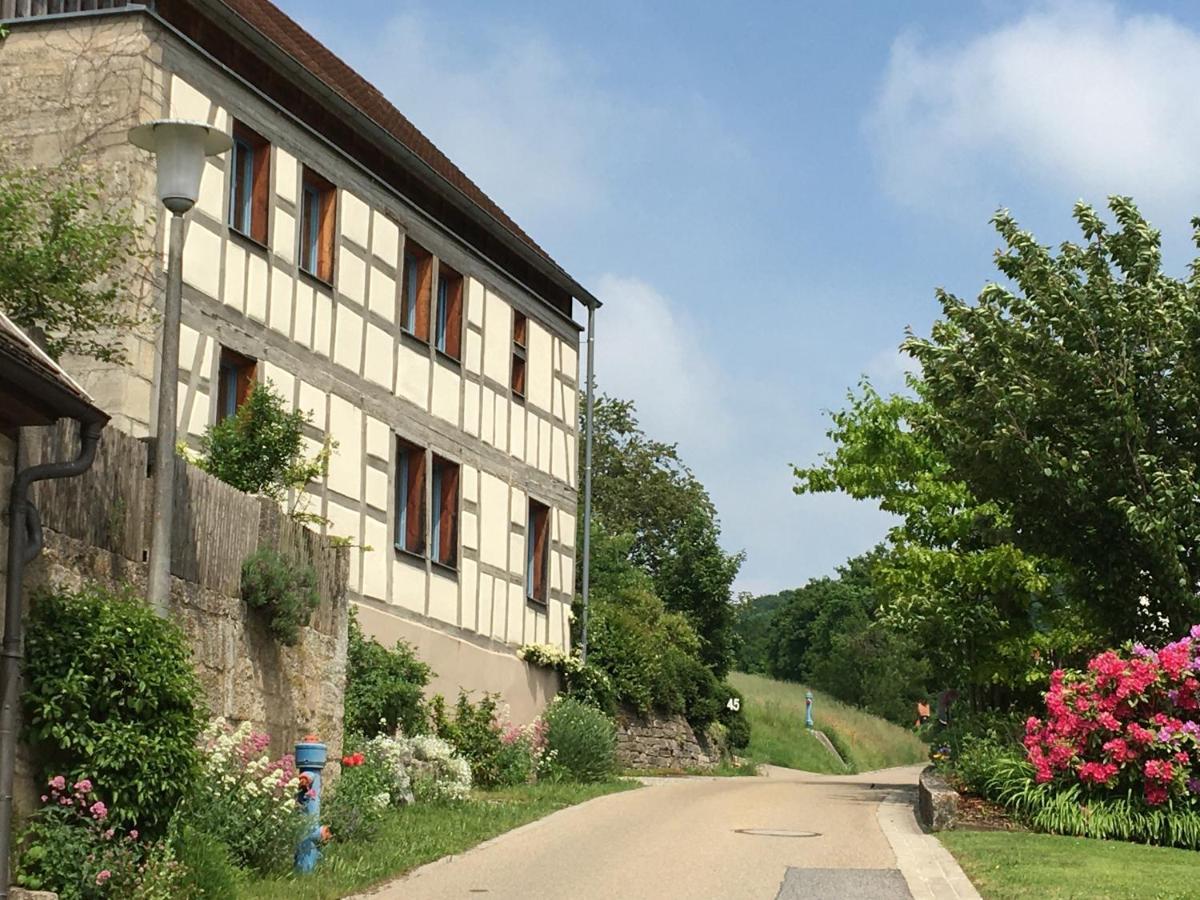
[730,672,928,774]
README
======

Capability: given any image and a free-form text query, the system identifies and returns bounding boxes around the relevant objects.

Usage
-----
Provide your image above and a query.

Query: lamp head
[128,119,232,214]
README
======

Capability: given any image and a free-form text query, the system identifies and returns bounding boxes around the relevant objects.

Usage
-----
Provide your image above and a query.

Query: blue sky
[278,0,1200,595]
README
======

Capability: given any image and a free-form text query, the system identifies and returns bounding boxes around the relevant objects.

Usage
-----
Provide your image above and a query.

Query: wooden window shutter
[406,448,426,554]
[250,141,270,244]
[318,184,336,283]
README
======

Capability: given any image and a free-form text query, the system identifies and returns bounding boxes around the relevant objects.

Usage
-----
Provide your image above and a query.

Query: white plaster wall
[527,320,552,413]
[482,289,511,384]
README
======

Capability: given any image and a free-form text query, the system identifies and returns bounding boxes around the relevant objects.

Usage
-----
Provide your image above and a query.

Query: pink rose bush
[1024,625,1200,807]
[15,775,186,898]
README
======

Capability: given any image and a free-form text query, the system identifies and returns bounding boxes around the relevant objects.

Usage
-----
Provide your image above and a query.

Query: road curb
[877,787,981,900]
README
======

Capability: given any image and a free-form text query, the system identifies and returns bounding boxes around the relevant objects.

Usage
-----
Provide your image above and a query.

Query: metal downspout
[0,421,104,899]
[580,303,596,663]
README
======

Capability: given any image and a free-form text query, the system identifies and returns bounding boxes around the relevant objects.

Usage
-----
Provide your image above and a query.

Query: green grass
[940,830,1200,899]
[238,780,636,899]
[729,672,928,773]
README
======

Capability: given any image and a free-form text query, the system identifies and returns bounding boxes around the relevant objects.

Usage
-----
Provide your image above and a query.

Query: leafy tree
[906,198,1200,639]
[794,383,1086,701]
[196,381,332,526]
[583,393,743,675]
[0,165,147,363]
[731,591,786,674]
[765,552,931,724]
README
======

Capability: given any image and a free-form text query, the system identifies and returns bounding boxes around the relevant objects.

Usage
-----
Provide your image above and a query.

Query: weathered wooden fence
[23,421,346,608]
[0,0,138,19]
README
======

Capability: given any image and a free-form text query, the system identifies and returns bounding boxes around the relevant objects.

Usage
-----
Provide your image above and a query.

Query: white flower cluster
[198,718,298,821]
[362,733,414,806]
[518,643,582,675]
[380,733,472,802]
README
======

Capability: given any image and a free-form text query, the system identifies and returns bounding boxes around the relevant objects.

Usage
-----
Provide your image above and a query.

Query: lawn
[940,830,1200,900]
[238,780,636,899]
[729,672,928,774]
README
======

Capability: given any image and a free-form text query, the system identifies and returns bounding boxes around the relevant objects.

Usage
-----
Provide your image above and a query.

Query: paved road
[355,764,979,900]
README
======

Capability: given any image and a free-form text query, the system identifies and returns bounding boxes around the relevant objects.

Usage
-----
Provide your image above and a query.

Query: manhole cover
[734,828,821,838]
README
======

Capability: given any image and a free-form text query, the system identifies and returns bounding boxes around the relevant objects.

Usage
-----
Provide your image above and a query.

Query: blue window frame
[434,266,462,359]
[435,275,449,353]
[430,455,459,568]
[431,464,443,556]
[228,137,253,234]
[401,242,431,340]
[301,184,320,275]
[215,347,255,423]
[403,251,419,333]
[218,361,239,420]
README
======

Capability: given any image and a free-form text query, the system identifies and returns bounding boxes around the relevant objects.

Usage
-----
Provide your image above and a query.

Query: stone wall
[5,422,350,815]
[615,708,712,772]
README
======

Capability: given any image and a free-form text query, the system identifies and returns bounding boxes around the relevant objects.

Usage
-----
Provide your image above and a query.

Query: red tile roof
[215,0,555,267]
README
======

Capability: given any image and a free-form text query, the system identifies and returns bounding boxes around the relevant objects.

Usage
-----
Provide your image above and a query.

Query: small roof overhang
[0,312,109,434]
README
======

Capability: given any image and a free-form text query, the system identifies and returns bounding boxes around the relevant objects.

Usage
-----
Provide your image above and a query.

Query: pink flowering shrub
[1024,625,1200,807]
[15,775,186,900]
[179,718,304,874]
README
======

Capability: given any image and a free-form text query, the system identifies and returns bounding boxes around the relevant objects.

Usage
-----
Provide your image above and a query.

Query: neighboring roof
[0,312,109,430]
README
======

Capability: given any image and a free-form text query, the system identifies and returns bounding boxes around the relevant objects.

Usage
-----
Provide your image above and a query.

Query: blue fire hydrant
[294,740,327,873]
[805,691,814,730]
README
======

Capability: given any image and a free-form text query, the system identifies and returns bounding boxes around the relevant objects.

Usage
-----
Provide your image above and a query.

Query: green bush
[719,684,750,752]
[323,752,393,842]
[169,824,239,900]
[22,584,203,836]
[982,756,1200,849]
[430,692,534,788]
[344,611,432,737]
[240,548,319,645]
[541,698,617,783]
[197,382,322,501]
[586,587,724,726]
[564,661,617,714]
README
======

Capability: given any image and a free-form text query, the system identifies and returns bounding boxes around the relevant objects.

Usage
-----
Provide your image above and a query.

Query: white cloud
[869,2,1200,216]
[591,274,733,448]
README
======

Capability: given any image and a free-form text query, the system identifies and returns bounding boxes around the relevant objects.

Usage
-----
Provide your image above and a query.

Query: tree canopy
[907,198,1200,639]
[0,165,147,363]
[583,393,743,676]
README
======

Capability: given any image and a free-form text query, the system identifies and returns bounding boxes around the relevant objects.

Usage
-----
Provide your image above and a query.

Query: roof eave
[195,0,600,312]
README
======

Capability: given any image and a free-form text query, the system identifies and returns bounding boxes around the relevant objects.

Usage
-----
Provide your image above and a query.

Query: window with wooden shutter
[512,311,527,399]
[401,240,432,341]
[216,347,256,422]
[526,499,550,604]
[299,167,336,283]
[228,121,270,244]
[435,263,463,360]
[430,455,459,568]
[394,438,426,557]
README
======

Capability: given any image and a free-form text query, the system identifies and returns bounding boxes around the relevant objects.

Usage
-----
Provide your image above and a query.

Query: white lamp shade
[128,120,233,214]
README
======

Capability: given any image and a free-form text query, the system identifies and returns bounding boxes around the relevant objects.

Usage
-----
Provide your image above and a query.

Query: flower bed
[1024,626,1200,807]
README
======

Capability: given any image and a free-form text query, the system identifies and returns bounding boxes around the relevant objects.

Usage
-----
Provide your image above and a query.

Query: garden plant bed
[953,791,1025,832]
[238,780,637,899]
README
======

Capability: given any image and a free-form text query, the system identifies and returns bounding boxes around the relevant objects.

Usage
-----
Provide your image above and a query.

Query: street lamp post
[128,120,231,614]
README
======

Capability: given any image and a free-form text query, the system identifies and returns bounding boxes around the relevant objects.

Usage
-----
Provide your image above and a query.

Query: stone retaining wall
[615,708,712,771]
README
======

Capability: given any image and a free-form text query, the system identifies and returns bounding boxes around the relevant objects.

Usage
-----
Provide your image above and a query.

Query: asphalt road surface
[360,764,931,900]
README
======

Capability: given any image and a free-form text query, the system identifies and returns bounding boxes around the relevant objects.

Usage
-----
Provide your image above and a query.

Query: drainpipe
[0,421,104,899]
[580,302,596,664]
